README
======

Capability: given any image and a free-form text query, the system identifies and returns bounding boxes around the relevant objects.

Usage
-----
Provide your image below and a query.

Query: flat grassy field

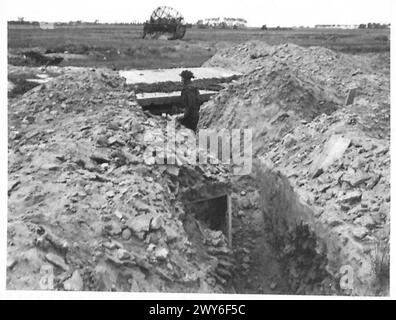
[8,24,390,70]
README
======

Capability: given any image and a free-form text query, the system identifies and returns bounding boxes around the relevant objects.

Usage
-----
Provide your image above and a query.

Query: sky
[3,0,393,27]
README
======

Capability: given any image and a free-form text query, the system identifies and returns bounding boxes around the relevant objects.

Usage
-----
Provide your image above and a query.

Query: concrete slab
[120,67,241,85]
[136,90,217,107]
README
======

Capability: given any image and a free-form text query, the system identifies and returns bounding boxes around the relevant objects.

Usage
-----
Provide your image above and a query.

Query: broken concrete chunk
[154,247,169,260]
[114,209,124,220]
[310,135,351,178]
[342,173,371,187]
[143,155,156,165]
[163,224,179,242]
[283,133,297,148]
[7,257,18,270]
[45,253,69,271]
[63,270,84,291]
[127,214,152,235]
[150,216,163,230]
[339,191,362,205]
[133,199,151,213]
[166,165,180,176]
[117,248,131,260]
[121,228,132,240]
[103,241,119,250]
[367,174,381,190]
[352,227,368,240]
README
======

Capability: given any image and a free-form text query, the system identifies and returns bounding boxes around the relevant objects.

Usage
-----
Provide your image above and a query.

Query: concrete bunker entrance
[121,67,241,115]
[184,194,232,246]
[136,90,217,115]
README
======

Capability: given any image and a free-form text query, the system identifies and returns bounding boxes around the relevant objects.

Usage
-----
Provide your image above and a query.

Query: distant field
[8,24,390,70]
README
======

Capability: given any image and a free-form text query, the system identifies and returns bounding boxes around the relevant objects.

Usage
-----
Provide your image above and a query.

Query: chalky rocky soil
[8,41,390,295]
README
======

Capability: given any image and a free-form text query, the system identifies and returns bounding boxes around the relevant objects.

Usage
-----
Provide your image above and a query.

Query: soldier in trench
[176,70,201,133]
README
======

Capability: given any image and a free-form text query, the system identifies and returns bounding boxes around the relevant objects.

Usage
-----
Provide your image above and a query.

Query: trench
[230,173,338,294]
[136,86,337,295]
[229,178,289,294]
[229,172,338,295]
[175,169,336,295]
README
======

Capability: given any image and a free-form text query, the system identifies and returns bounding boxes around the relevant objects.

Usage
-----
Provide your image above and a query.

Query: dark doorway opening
[183,194,231,243]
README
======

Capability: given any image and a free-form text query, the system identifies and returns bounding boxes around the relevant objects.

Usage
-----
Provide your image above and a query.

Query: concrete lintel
[136,90,217,107]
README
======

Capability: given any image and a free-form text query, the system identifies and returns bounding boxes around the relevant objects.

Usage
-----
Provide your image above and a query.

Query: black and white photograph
[2,0,393,299]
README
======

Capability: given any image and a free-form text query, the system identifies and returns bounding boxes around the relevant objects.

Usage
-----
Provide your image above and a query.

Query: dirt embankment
[200,42,390,295]
[258,109,390,295]
[8,69,235,292]
[200,42,389,155]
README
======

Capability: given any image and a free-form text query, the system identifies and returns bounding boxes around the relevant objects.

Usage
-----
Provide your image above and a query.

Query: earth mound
[8,69,234,292]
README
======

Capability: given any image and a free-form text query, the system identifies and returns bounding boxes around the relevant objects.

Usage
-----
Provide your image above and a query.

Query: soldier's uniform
[180,83,200,132]
[178,70,200,132]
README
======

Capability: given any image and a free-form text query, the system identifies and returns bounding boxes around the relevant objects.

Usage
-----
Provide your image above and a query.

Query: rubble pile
[200,42,389,155]
[8,65,76,98]
[199,64,339,156]
[258,108,390,295]
[203,41,389,103]
[7,69,233,292]
[201,42,389,295]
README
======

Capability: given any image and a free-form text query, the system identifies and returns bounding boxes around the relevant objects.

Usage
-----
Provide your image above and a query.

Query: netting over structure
[143,6,187,40]
[150,6,185,23]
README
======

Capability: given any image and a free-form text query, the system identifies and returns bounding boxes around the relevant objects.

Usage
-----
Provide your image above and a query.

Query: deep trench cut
[254,164,341,294]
